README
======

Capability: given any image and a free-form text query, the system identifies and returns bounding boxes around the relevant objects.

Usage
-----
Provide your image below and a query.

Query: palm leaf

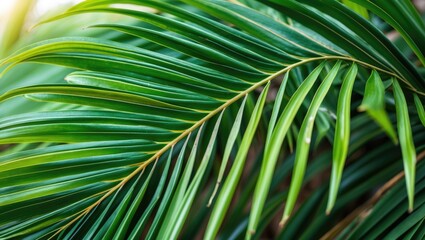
[0,0,424,239]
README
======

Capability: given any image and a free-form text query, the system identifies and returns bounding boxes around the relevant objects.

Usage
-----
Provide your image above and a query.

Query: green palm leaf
[0,0,424,239]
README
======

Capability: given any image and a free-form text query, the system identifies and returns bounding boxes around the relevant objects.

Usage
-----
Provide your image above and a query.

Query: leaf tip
[28,24,37,32]
[279,215,289,228]
[408,197,414,213]
[392,137,399,145]
[357,104,366,112]
[326,209,331,216]
[31,19,50,30]
[326,201,334,215]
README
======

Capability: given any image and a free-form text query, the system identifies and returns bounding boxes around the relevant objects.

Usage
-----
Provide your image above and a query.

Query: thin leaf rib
[284,61,342,222]
[204,83,270,240]
[165,111,224,239]
[358,70,398,144]
[208,95,247,206]
[393,79,417,211]
[247,62,326,237]
[414,94,425,127]
[326,63,358,213]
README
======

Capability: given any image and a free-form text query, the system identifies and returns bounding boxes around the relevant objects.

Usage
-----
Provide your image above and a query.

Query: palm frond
[0,0,424,239]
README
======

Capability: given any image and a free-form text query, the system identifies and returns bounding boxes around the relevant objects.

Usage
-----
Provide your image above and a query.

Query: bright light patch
[0,0,82,21]
[0,0,15,18]
[34,0,82,17]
